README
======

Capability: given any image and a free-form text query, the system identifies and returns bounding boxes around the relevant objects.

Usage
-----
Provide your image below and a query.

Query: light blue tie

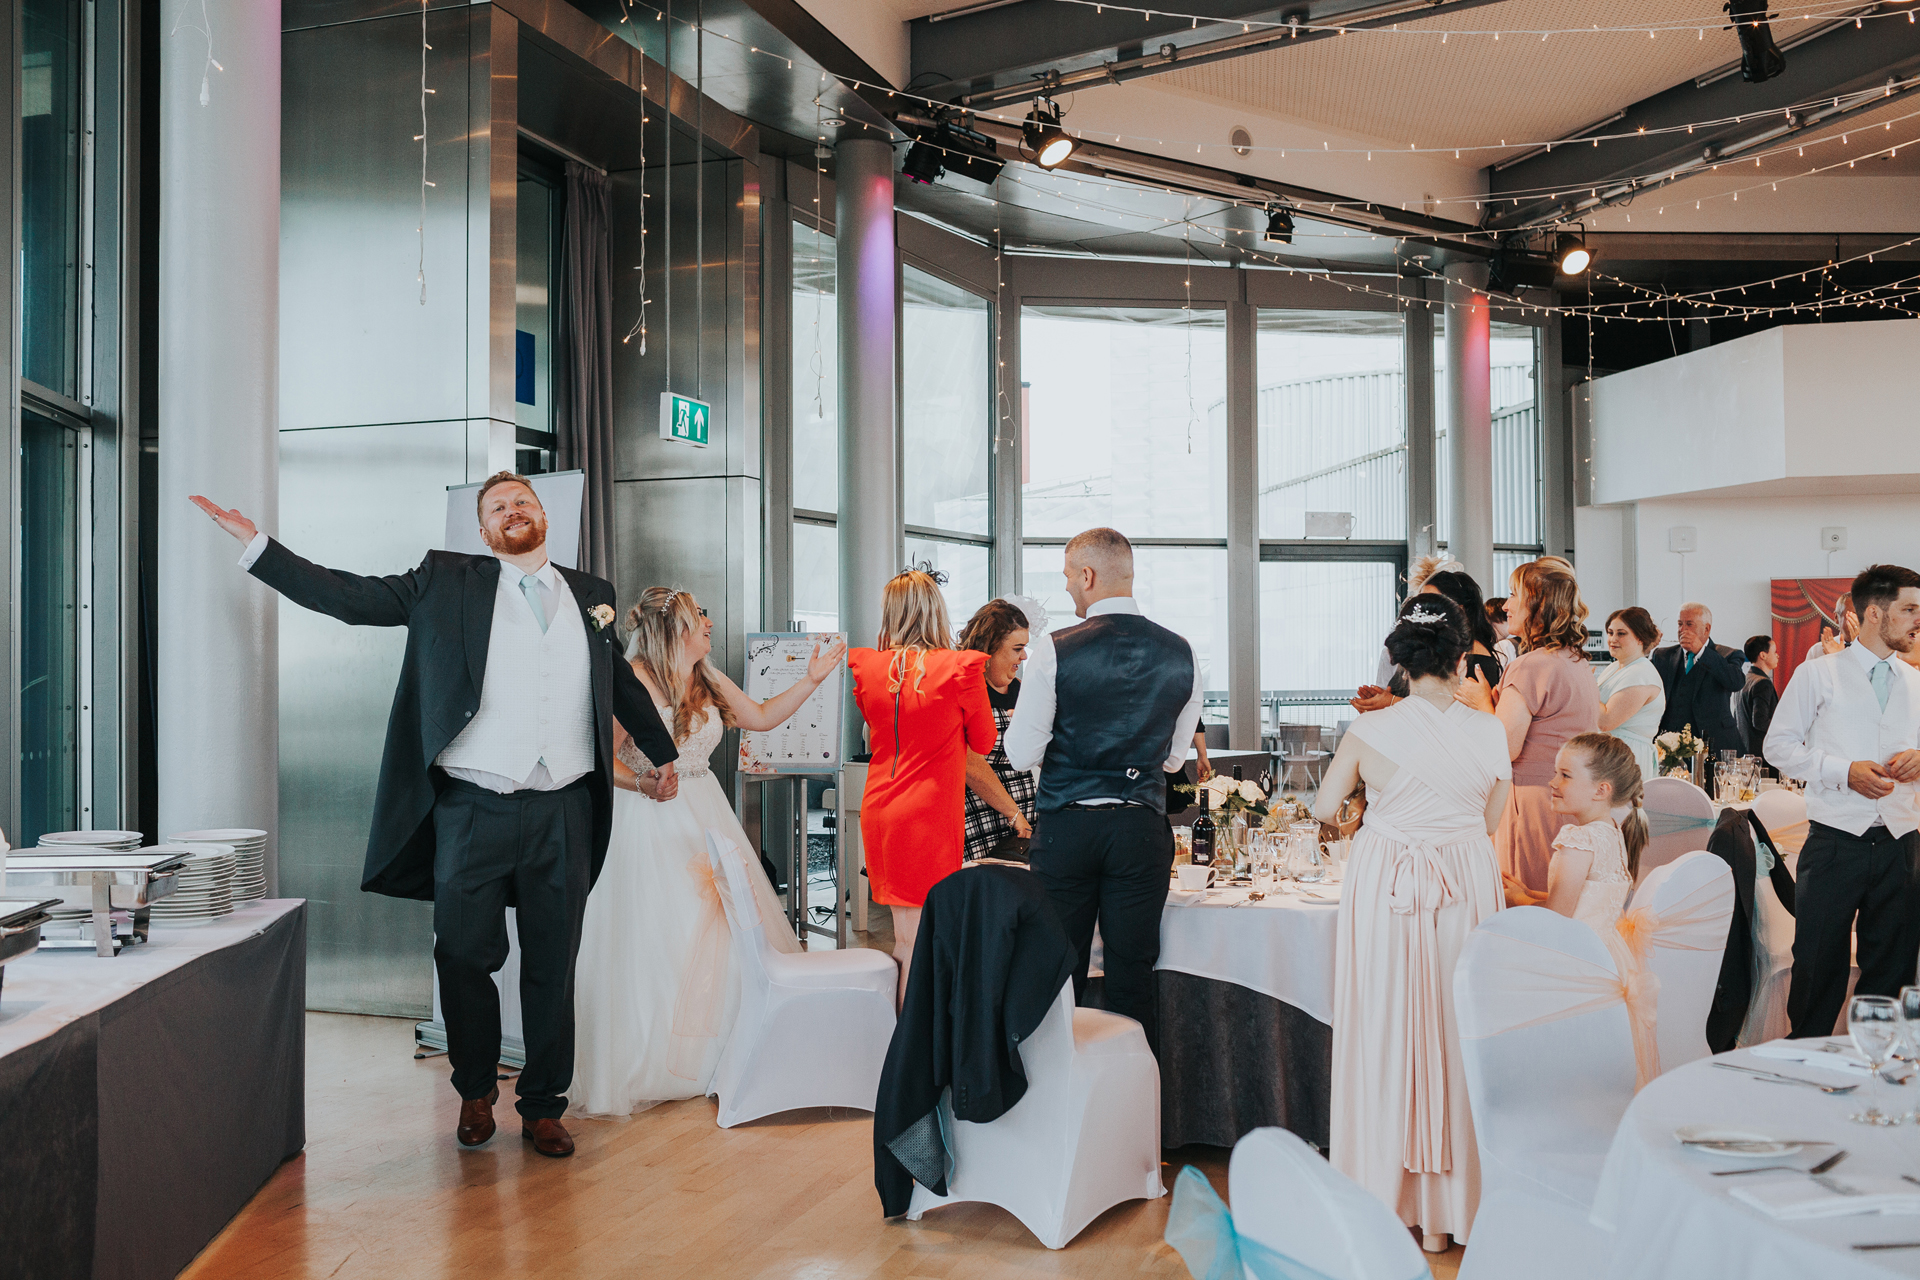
[1872,659,1892,712]
[1684,650,1696,675]
[519,574,550,634]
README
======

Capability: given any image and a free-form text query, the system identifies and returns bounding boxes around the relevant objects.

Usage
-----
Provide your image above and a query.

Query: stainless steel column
[1225,293,1259,751]
[834,138,898,682]
[1444,263,1493,587]
[157,0,278,873]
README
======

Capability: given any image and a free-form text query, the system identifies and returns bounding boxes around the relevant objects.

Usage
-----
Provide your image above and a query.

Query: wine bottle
[1232,765,1244,782]
[1191,788,1216,867]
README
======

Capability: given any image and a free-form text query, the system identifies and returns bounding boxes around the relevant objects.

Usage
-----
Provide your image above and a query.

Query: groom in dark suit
[191,473,679,1157]
[1652,600,1747,761]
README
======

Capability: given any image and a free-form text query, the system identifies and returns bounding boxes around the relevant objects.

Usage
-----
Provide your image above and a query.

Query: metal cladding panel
[276,421,465,1016]
[280,9,475,431]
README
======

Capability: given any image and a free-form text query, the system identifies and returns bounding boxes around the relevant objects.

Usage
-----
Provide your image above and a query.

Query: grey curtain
[554,160,616,581]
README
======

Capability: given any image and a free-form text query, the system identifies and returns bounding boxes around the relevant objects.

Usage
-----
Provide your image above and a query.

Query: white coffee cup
[1176,864,1213,891]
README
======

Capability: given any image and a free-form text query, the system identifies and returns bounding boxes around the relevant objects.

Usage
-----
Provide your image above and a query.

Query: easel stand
[735,768,850,948]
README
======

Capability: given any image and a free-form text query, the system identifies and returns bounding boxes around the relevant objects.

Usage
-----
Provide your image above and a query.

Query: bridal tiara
[1404,604,1448,625]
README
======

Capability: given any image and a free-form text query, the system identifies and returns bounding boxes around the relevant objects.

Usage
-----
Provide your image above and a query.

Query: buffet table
[0,898,306,1280]
[1155,881,1338,1150]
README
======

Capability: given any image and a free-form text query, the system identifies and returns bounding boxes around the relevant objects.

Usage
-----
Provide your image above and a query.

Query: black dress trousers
[1787,820,1920,1039]
[431,775,595,1118]
[1030,805,1174,1049]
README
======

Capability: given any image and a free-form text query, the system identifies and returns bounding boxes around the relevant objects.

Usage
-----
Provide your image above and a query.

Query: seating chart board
[738,633,845,773]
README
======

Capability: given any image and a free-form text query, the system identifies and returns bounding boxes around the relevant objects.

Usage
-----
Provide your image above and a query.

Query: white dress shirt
[1003,596,1207,795]
[1763,641,1920,837]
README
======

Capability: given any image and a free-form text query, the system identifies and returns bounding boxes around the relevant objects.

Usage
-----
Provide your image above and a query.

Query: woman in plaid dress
[959,599,1038,861]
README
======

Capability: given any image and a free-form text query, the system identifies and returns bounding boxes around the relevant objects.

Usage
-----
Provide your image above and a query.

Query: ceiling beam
[1487,11,1920,230]
[911,0,1511,109]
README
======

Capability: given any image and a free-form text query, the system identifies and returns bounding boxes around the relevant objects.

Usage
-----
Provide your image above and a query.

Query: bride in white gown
[571,588,845,1118]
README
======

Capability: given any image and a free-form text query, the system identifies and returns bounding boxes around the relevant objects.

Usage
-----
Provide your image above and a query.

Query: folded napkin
[1748,1038,1874,1076]
[1731,1175,1920,1220]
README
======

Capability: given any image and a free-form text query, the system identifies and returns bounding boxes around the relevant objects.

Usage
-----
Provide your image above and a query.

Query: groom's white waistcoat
[435,565,596,788]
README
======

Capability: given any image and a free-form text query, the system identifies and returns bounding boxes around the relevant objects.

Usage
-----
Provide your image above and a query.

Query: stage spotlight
[1725,0,1786,84]
[902,138,944,185]
[901,121,1005,186]
[1555,231,1591,276]
[1264,206,1295,245]
[1023,102,1076,168]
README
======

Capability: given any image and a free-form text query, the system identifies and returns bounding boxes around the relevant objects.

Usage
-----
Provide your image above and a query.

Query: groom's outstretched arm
[610,657,680,769]
[190,495,426,627]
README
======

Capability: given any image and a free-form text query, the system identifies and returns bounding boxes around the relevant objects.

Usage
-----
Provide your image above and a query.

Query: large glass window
[902,267,990,535]
[22,0,84,397]
[1021,306,1226,538]
[906,537,990,632]
[1259,558,1400,732]
[792,520,838,634]
[515,174,555,446]
[1256,310,1406,541]
[21,410,81,843]
[792,220,837,515]
[1021,305,1226,704]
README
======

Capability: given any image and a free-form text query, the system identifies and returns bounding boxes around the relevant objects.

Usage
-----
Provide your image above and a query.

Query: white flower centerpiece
[1655,725,1708,779]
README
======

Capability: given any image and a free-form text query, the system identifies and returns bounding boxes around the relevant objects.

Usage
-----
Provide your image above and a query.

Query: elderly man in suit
[1651,602,1747,760]
[191,473,679,1158]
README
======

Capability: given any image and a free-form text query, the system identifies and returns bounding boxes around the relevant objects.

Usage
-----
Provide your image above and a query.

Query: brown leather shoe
[521,1117,575,1158]
[456,1086,499,1147]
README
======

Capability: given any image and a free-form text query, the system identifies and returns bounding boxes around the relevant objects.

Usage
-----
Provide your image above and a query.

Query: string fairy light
[416,0,435,305]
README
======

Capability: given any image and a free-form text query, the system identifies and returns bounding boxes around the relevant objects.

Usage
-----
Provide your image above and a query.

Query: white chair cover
[1223,1127,1427,1280]
[1748,788,1806,834]
[1453,907,1642,1212]
[1638,777,1715,880]
[705,831,898,1128]
[1617,851,1734,1073]
[1455,1190,1613,1280]
[906,983,1163,1249]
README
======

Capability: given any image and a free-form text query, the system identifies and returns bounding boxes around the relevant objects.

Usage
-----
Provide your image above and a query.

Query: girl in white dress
[1596,607,1666,782]
[1508,732,1648,938]
[1318,595,1512,1254]
[571,588,845,1118]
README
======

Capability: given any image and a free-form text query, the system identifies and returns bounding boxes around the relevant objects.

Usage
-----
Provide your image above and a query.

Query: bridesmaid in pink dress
[1317,593,1512,1252]
[1457,559,1601,897]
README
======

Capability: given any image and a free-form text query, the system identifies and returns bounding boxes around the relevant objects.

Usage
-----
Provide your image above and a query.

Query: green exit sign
[659,392,711,448]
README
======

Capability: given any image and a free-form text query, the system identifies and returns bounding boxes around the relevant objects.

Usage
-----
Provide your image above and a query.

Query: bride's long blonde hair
[623,587,736,744]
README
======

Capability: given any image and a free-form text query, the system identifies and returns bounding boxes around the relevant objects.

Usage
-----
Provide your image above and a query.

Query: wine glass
[1850,994,1904,1125]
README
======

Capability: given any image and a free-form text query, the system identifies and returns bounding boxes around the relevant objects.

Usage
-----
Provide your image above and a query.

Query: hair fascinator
[897,561,949,586]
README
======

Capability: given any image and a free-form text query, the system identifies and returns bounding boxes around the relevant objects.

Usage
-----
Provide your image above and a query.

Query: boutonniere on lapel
[588,604,616,632]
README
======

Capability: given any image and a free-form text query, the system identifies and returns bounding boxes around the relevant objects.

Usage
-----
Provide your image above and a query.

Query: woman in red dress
[849,569,997,1007]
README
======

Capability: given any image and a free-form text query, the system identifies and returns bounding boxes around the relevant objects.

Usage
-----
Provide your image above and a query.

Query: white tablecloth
[1592,1043,1920,1279]
[1156,883,1340,1024]
[0,899,305,1059]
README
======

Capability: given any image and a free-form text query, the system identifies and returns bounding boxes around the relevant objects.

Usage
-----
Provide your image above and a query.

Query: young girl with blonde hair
[1507,731,1649,937]
[571,587,845,1118]
[848,568,998,1007]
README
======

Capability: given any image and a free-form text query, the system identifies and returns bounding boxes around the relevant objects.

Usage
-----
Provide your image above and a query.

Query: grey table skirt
[0,902,306,1280]
[1085,968,1333,1150]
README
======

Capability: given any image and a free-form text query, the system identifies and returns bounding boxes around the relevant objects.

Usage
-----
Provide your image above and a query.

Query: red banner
[1772,577,1852,691]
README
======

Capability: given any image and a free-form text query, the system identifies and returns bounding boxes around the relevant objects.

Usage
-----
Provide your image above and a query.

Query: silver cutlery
[1854,1243,1920,1252]
[1712,1062,1860,1094]
[1711,1150,1847,1177]
[1685,1137,1831,1149]
[1230,892,1266,907]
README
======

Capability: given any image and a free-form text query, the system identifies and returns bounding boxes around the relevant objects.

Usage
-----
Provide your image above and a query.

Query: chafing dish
[0,898,60,997]
[4,851,186,957]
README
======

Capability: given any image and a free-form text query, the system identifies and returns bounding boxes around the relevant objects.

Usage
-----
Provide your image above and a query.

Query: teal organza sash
[1164,1166,1343,1280]
[1644,811,1716,841]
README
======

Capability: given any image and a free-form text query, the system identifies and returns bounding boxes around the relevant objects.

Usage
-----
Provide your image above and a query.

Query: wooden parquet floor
[179,1012,1461,1280]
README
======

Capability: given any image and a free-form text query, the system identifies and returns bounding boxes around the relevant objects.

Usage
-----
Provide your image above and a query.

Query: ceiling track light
[1264,205,1295,245]
[1555,230,1591,276]
[1023,99,1076,169]
[1725,0,1786,84]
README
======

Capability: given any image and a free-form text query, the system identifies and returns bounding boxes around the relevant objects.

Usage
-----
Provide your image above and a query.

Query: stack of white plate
[168,828,269,902]
[147,846,235,922]
[37,830,144,853]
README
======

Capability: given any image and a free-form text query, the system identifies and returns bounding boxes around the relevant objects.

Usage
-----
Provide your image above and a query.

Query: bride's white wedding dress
[571,703,799,1118]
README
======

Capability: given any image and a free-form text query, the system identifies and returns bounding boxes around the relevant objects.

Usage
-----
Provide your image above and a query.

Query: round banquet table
[1152,879,1340,1150]
[1592,1042,1920,1279]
